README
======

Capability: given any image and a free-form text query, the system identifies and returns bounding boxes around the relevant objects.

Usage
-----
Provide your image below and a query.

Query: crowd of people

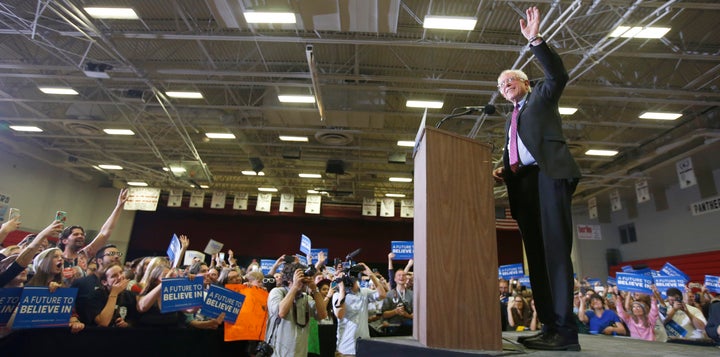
[0,191,418,356]
[499,276,720,348]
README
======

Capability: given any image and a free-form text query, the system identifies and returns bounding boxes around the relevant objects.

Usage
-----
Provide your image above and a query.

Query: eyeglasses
[497,77,521,89]
[262,278,276,284]
[104,251,123,257]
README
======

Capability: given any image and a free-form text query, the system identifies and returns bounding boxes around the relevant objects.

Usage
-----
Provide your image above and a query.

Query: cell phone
[330,280,338,289]
[55,210,68,224]
[219,252,225,261]
[8,208,20,220]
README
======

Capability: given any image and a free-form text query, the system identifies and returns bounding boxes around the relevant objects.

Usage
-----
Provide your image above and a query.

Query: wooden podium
[412,127,501,351]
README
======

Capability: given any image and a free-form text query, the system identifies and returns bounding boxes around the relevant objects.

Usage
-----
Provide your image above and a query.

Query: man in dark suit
[492,7,582,351]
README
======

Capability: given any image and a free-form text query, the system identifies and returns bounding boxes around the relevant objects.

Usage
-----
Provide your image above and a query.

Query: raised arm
[83,189,128,258]
[0,216,21,245]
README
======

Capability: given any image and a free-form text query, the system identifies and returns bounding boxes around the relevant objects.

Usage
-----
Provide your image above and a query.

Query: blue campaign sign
[260,259,275,275]
[499,263,524,280]
[606,277,617,286]
[517,276,531,289]
[621,265,634,272]
[705,275,720,294]
[660,262,689,282]
[201,284,245,324]
[654,276,687,297]
[161,276,204,313]
[616,273,653,295]
[391,241,414,260]
[311,248,329,265]
[586,278,601,286]
[300,234,312,255]
[296,254,307,265]
[167,234,181,267]
[13,287,78,329]
[0,288,22,326]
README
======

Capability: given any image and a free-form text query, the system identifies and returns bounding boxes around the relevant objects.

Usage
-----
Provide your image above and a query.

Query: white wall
[0,150,135,254]
[573,168,720,280]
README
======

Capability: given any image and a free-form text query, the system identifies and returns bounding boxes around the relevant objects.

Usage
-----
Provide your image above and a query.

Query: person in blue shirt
[578,294,627,336]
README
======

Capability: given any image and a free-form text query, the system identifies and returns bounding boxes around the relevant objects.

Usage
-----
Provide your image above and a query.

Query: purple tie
[509,104,520,172]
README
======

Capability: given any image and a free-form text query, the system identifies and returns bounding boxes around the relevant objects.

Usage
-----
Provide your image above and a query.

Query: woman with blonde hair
[615,291,658,341]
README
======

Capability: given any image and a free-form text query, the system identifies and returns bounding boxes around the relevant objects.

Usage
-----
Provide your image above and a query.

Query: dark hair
[95,244,118,260]
[589,294,605,306]
[57,225,84,250]
[281,262,305,287]
[666,287,682,299]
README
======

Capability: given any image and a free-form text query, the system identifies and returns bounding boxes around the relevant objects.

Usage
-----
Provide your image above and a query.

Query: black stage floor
[356,331,718,357]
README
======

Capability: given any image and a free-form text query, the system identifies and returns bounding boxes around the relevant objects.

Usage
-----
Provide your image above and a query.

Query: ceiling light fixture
[397,140,415,147]
[241,170,265,176]
[639,112,682,120]
[103,129,135,135]
[279,135,309,142]
[278,95,315,103]
[243,12,296,24]
[9,125,43,132]
[585,149,618,156]
[299,173,322,178]
[165,91,203,99]
[199,184,209,189]
[389,177,413,183]
[559,107,578,115]
[169,166,186,173]
[205,133,236,139]
[258,187,278,192]
[84,7,139,20]
[609,26,671,39]
[127,181,148,186]
[423,16,477,31]
[98,164,123,170]
[39,87,78,95]
[385,193,406,198]
[406,100,443,109]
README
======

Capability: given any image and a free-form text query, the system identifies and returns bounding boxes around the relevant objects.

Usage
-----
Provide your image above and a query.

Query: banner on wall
[305,194,321,214]
[380,198,395,217]
[256,193,272,212]
[211,191,227,209]
[635,179,650,203]
[576,224,601,240]
[610,189,622,212]
[279,194,294,212]
[689,195,720,216]
[676,157,697,189]
[167,189,183,207]
[362,198,377,216]
[232,192,248,210]
[400,199,414,218]
[125,187,161,211]
[189,190,205,208]
[588,197,598,219]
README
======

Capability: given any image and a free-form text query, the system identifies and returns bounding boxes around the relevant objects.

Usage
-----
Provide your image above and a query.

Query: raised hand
[520,6,541,40]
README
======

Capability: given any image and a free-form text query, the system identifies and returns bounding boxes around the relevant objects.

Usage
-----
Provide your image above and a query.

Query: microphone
[459,104,496,114]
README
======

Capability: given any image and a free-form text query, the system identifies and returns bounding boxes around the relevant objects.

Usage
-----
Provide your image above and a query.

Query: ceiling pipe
[305,44,326,121]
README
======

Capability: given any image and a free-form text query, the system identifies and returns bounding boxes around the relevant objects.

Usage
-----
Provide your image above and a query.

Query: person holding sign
[491,7,581,352]
[265,261,327,357]
[615,290,658,341]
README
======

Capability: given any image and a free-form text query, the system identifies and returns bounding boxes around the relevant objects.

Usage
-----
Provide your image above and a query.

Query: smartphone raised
[8,208,20,220]
[55,210,68,224]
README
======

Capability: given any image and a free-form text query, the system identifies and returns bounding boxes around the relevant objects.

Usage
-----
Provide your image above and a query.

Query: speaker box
[325,160,345,174]
[249,157,264,172]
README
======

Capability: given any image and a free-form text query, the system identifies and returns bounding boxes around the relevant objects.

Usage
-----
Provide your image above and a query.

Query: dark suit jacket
[502,41,581,180]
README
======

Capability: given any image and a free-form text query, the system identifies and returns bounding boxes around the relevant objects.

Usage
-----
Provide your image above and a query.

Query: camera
[303,265,316,277]
[255,341,274,357]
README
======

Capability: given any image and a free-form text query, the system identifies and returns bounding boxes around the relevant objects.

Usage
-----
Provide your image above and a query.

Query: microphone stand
[434,108,476,129]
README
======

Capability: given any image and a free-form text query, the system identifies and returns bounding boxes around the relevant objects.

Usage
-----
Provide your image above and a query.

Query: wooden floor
[357,331,719,357]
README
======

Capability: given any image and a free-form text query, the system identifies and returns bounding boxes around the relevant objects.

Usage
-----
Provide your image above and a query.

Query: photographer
[264,261,327,357]
[381,269,413,336]
[333,262,386,356]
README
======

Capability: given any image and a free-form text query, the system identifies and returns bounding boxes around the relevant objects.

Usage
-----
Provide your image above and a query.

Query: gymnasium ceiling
[0,0,718,210]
